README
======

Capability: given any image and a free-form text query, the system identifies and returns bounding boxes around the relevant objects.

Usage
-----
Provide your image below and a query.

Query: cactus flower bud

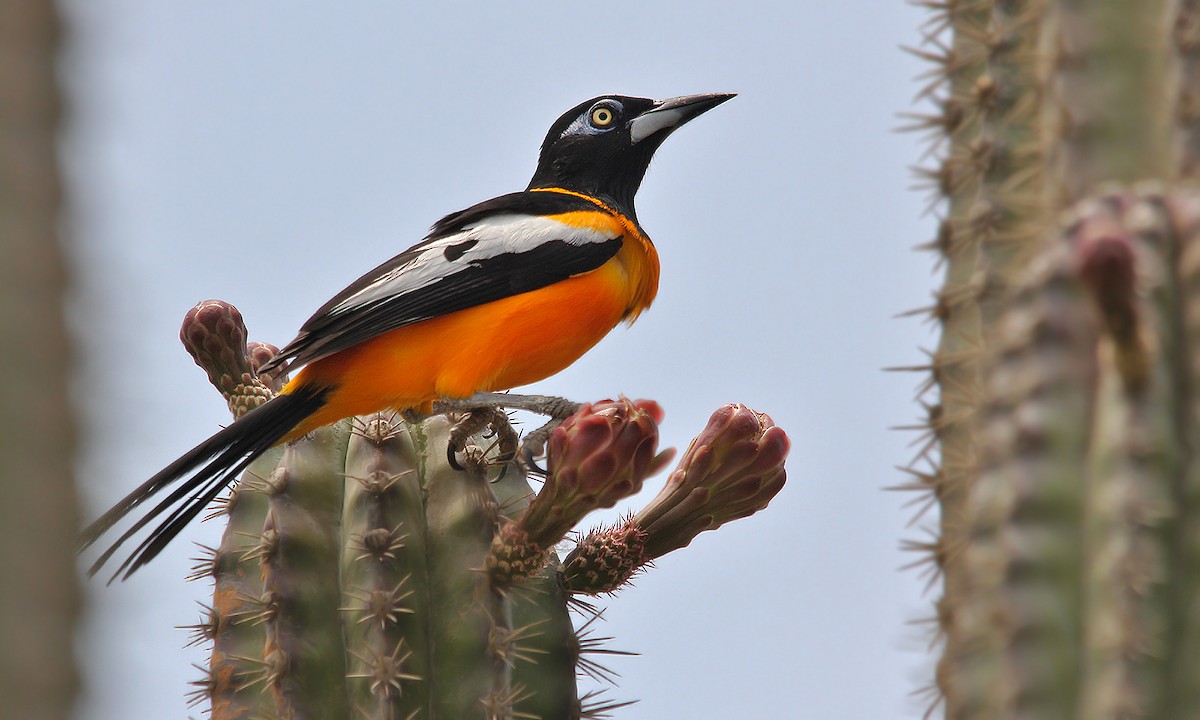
[180,300,278,417]
[1074,206,1148,393]
[564,404,788,595]
[524,398,665,547]
[247,341,287,392]
[633,403,788,559]
[488,399,668,585]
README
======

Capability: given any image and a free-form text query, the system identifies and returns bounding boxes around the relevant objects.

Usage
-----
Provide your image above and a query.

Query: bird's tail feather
[79,384,331,582]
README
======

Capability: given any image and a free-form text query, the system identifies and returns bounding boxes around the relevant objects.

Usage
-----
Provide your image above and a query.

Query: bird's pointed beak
[628,92,736,144]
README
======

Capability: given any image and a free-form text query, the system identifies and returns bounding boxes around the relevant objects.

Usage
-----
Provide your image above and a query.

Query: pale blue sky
[67,2,939,718]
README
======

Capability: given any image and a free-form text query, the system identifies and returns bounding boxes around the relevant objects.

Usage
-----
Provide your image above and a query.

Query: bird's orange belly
[280,263,629,439]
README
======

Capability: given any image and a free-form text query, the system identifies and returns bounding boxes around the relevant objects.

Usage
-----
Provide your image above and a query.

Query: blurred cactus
[180,300,788,719]
[0,1,79,719]
[905,2,1200,717]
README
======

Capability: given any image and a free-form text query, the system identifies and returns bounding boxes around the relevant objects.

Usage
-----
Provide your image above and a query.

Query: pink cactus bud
[518,398,664,549]
[1077,226,1137,344]
[1074,212,1148,393]
[181,300,252,391]
[247,341,287,392]
[633,404,789,559]
[180,300,277,417]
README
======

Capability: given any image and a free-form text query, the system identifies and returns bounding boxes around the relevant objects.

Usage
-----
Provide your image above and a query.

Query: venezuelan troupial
[80,92,735,580]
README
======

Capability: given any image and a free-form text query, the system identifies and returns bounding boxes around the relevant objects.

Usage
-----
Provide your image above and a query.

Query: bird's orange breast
[280,203,659,440]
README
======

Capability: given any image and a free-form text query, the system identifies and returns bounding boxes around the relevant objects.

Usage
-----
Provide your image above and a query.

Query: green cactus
[906,1,1200,717]
[179,300,788,719]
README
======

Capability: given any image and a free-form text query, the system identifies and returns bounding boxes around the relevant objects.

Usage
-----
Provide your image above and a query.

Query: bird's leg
[433,392,583,418]
[502,396,584,473]
[433,392,584,474]
[489,411,520,472]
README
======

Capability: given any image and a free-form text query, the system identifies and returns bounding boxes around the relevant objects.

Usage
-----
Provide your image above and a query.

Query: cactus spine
[908,1,1200,717]
[179,301,788,719]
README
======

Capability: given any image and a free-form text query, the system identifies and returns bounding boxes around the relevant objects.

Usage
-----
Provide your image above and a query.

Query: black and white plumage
[259,92,736,374]
[259,190,626,374]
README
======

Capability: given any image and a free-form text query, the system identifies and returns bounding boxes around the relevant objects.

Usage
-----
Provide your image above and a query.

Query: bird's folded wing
[261,191,623,373]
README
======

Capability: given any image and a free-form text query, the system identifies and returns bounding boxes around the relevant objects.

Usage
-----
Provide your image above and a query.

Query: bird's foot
[435,392,583,475]
[444,405,519,477]
[518,417,568,476]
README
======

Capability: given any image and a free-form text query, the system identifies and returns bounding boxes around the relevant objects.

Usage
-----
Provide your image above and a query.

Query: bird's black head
[527,93,735,220]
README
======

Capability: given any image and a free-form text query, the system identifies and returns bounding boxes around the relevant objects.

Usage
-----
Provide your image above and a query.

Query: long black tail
[79,384,331,582]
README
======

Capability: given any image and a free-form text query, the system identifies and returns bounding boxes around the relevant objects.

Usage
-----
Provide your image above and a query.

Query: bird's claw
[446,406,519,477]
[522,444,547,476]
[446,441,465,471]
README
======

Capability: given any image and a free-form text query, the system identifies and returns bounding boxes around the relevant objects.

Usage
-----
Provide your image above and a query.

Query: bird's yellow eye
[590,106,615,127]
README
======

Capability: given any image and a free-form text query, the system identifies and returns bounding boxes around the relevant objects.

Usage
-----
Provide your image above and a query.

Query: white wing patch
[328,214,620,315]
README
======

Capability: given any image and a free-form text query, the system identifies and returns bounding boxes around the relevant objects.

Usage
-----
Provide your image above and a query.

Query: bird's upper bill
[629,92,737,144]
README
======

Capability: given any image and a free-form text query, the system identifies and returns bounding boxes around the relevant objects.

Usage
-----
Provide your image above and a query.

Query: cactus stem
[1176,0,1200,176]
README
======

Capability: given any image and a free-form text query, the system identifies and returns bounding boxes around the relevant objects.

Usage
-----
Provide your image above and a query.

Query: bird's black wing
[258,190,623,374]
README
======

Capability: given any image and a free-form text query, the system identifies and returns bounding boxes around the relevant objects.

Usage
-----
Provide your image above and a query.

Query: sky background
[64,2,940,718]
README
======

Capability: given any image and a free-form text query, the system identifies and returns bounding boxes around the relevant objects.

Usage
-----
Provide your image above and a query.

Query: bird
[79,92,735,580]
